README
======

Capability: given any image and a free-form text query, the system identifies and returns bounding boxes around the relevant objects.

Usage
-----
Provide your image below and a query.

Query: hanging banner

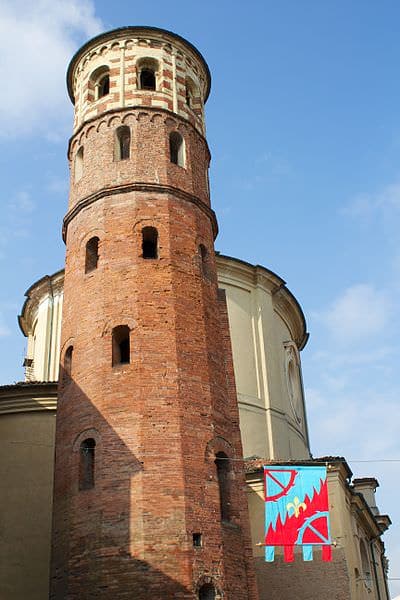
[264,465,332,562]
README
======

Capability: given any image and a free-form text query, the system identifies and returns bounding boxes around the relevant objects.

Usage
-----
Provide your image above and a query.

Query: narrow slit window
[115,126,131,160]
[85,237,99,273]
[142,227,158,259]
[112,325,131,366]
[169,132,185,167]
[215,452,231,522]
[75,147,84,182]
[199,244,209,277]
[199,584,216,600]
[64,346,73,380]
[79,438,96,490]
[140,68,156,90]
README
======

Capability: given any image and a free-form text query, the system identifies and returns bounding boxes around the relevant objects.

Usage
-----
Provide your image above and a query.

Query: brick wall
[254,549,351,600]
[51,50,257,595]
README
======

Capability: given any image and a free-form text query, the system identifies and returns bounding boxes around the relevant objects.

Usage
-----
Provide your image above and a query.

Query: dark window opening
[64,346,73,379]
[85,237,99,273]
[142,226,158,259]
[186,78,198,109]
[98,74,110,98]
[140,68,156,90]
[89,66,110,103]
[119,338,130,363]
[112,325,131,366]
[199,244,209,278]
[169,132,184,166]
[215,452,231,522]
[193,533,202,547]
[115,126,131,160]
[199,583,216,600]
[79,438,96,490]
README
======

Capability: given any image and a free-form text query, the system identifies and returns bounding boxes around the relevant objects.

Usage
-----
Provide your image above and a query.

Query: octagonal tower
[50,27,258,599]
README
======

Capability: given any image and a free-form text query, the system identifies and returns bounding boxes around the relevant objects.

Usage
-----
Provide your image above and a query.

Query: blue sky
[0,0,399,594]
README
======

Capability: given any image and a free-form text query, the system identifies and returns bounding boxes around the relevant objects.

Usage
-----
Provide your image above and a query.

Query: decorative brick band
[62,182,219,241]
[68,105,210,159]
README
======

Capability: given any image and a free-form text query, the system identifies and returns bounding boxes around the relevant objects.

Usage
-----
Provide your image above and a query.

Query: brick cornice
[62,182,219,241]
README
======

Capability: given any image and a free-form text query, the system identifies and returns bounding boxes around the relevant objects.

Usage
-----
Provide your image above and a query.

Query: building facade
[0,26,391,600]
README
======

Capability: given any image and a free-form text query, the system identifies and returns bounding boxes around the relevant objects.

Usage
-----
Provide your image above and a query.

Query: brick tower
[50,27,258,600]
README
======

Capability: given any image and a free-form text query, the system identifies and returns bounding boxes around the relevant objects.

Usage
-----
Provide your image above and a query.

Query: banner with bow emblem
[264,465,332,562]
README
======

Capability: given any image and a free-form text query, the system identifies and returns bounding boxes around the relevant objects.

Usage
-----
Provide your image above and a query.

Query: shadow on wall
[50,367,198,600]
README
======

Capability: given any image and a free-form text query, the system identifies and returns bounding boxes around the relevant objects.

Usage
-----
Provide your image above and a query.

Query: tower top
[67,25,211,104]
[66,26,211,135]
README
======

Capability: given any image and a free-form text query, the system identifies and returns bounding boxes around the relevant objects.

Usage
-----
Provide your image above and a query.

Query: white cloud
[313,284,392,343]
[308,387,399,458]
[8,191,36,214]
[343,181,400,224]
[0,0,103,138]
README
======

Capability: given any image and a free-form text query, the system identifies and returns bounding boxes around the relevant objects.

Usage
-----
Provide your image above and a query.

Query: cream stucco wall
[19,272,64,383]
[0,385,57,600]
[217,255,310,461]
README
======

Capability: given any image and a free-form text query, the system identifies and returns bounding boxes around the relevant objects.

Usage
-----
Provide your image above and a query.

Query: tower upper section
[67,26,211,135]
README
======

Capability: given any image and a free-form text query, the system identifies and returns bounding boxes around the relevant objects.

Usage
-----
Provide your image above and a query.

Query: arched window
[215,452,231,521]
[114,125,131,160]
[85,237,99,273]
[115,126,131,161]
[169,132,185,167]
[285,344,303,425]
[79,438,96,490]
[138,58,158,91]
[90,66,110,101]
[199,583,216,600]
[185,77,197,109]
[142,226,158,259]
[64,345,73,380]
[112,325,130,366]
[75,147,83,182]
